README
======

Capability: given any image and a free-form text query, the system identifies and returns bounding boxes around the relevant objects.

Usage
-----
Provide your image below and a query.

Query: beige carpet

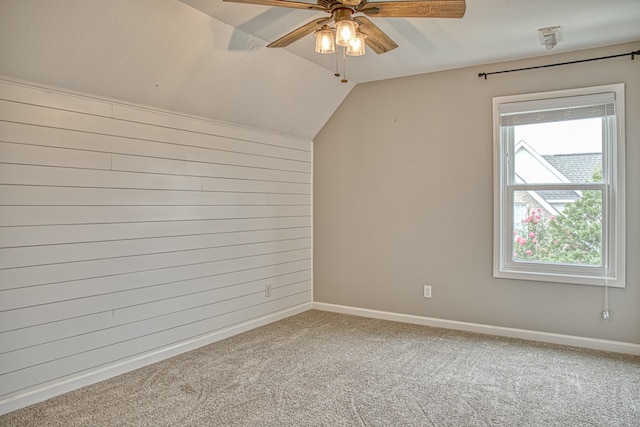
[2,310,639,426]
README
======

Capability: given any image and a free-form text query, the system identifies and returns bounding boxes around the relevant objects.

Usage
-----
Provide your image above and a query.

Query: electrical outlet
[265,284,272,297]
[423,285,432,298]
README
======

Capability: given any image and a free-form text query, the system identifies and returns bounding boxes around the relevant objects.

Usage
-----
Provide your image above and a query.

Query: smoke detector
[538,26,560,50]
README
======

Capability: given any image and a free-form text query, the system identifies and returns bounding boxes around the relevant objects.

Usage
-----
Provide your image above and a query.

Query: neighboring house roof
[541,153,602,184]
[514,141,602,215]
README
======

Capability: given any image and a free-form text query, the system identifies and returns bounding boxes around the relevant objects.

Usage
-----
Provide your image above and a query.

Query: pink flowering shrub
[513,207,554,262]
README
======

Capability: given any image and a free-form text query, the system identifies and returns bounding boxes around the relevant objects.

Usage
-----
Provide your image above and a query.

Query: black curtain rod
[478,50,640,79]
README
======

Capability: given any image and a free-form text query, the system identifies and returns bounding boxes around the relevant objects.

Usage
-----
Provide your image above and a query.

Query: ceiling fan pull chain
[341,47,348,83]
[334,49,340,77]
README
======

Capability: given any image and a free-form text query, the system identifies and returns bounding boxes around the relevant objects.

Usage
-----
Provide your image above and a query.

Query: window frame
[492,84,625,287]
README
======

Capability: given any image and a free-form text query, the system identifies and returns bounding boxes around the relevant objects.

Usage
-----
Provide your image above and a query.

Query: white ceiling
[181,0,640,83]
[0,1,638,140]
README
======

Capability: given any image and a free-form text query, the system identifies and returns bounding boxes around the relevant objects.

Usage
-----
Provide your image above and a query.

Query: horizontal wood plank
[0,141,111,170]
[0,185,271,207]
[0,205,311,226]
[203,176,310,194]
[0,218,310,248]
[0,228,311,269]
[0,164,202,191]
[0,248,311,291]
[112,154,311,183]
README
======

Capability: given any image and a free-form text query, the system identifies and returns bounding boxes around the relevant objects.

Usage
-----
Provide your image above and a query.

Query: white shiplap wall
[0,79,312,412]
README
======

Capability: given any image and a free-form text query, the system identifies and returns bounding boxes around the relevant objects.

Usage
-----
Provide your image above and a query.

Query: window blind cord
[602,279,610,319]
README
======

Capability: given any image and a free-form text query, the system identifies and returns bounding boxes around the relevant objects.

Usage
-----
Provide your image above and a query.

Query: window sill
[493,267,625,288]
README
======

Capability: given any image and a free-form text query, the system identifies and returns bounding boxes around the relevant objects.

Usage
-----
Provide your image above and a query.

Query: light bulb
[315,26,335,54]
[335,20,358,47]
[347,32,365,56]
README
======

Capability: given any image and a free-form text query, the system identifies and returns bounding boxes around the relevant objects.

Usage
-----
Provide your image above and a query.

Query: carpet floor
[1,310,639,426]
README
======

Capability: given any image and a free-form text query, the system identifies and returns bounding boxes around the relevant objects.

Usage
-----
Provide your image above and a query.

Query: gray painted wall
[313,41,640,344]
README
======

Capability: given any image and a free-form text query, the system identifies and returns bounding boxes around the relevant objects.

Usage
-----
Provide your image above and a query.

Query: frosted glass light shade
[315,27,335,54]
[347,32,365,56]
[335,20,358,47]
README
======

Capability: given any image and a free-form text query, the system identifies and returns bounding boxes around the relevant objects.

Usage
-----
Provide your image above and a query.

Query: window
[493,84,625,287]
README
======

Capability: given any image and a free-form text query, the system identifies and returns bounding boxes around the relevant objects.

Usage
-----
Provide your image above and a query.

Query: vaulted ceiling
[1,1,639,140]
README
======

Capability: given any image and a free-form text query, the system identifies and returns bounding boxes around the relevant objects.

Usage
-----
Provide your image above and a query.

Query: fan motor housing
[332,7,355,22]
[319,0,363,9]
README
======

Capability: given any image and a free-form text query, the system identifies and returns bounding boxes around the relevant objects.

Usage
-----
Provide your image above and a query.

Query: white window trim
[492,84,626,288]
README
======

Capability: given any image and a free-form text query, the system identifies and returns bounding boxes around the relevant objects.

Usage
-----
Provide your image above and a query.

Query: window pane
[513,119,603,185]
[513,203,527,230]
[512,190,603,266]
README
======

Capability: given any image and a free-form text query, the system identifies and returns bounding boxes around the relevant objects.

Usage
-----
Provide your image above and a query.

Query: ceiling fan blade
[222,0,327,12]
[267,17,333,48]
[353,16,398,54]
[359,0,466,18]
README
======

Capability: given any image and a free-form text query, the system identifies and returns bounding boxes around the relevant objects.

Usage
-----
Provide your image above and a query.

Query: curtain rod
[478,50,639,80]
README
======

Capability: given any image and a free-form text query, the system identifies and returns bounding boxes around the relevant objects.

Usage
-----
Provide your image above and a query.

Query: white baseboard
[0,302,312,416]
[312,302,640,356]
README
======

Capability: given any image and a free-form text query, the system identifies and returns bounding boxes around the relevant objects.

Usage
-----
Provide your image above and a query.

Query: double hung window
[493,84,625,287]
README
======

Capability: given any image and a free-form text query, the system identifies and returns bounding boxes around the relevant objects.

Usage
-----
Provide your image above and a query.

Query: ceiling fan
[222,0,466,55]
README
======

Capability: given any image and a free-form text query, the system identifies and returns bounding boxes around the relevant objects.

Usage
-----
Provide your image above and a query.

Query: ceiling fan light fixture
[346,31,366,56]
[335,18,358,47]
[315,25,335,54]
[224,0,467,79]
